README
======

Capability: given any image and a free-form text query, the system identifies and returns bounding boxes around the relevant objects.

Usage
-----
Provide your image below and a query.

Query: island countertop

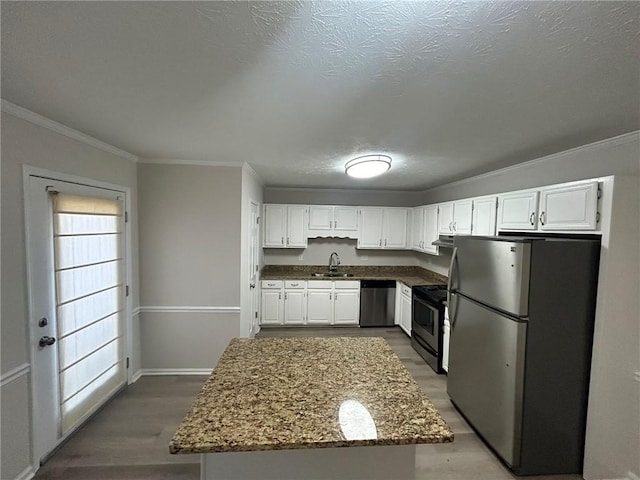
[170,337,453,454]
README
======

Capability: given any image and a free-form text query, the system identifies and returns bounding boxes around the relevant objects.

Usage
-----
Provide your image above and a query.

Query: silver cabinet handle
[291,283,299,287]
[539,211,546,226]
[453,221,457,232]
[284,292,288,300]
[379,239,382,246]
[278,292,281,299]
[334,220,337,228]
[449,221,453,231]
[287,237,290,245]
[329,292,332,300]
[384,239,387,246]
[281,237,284,245]
[529,212,535,226]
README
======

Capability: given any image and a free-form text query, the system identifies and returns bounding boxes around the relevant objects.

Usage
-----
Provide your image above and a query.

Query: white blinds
[52,192,126,434]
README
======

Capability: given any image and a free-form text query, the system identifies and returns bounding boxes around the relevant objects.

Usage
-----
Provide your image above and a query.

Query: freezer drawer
[447,293,527,467]
[452,236,531,316]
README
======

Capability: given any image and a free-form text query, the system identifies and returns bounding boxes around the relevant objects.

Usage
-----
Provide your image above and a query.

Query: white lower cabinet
[396,282,412,336]
[262,280,359,326]
[260,281,284,325]
[283,280,307,325]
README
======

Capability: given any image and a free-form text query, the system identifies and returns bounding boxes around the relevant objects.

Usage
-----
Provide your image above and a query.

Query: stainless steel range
[411,284,447,374]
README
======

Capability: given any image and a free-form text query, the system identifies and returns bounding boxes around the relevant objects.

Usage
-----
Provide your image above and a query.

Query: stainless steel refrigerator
[447,235,600,475]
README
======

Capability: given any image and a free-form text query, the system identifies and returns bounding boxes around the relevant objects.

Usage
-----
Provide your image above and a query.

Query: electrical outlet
[362,255,369,261]
[298,253,304,261]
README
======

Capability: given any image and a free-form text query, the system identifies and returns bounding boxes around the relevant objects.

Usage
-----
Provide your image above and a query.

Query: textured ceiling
[2,1,639,190]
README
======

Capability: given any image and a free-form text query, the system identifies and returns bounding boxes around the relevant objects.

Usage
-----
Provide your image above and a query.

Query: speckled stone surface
[260,265,447,287]
[170,337,453,454]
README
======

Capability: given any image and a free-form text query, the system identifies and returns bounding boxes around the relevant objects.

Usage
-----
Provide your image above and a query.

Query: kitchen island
[170,336,453,480]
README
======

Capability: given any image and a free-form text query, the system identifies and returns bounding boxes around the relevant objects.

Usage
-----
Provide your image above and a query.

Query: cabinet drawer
[334,280,360,290]
[307,280,333,289]
[261,280,283,289]
[285,280,306,289]
[400,283,412,297]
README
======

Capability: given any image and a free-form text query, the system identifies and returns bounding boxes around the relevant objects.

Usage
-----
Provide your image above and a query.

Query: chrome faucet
[329,252,340,272]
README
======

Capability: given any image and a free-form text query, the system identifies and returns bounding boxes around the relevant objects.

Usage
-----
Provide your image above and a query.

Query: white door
[539,182,599,231]
[472,196,497,236]
[438,202,455,234]
[333,290,360,325]
[260,290,283,325]
[263,204,286,247]
[453,199,473,235]
[286,205,308,248]
[383,208,408,249]
[497,191,540,231]
[284,290,306,324]
[357,208,383,248]
[306,289,333,325]
[333,206,358,237]
[26,175,128,466]
[423,205,439,255]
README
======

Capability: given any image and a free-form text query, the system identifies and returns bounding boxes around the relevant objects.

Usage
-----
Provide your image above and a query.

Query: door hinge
[125,211,129,223]
[126,357,130,369]
[596,211,601,224]
[597,185,602,199]
[125,285,130,297]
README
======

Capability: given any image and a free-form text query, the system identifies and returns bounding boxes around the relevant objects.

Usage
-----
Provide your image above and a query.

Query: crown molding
[139,158,241,167]
[242,162,265,187]
[1,99,138,162]
[420,130,640,195]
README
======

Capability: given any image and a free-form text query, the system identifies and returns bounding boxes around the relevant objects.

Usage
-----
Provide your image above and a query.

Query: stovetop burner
[413,284,448,304]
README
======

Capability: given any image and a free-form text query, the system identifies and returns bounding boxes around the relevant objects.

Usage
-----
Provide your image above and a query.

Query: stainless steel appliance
[359,280,396,327]
[447,235,600,475]
[411,285,447,374]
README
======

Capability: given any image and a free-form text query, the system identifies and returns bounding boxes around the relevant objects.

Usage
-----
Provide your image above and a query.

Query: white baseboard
[131,369,143,383]
[140,368,212,376]
[14,465,35,480]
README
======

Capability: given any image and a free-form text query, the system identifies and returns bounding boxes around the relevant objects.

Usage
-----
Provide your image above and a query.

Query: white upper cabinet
[497,191,540,231]
[358,207,408,249]
[472,196,498,236]
[539,182,599,230]
[307,206,358,238]
[357,207,384,248]
[383,208,409,248]
[411,207,425,250]
[263,204,308,248]
[498,180,600,233]
[411,205,439,255]
[438,200,472,235]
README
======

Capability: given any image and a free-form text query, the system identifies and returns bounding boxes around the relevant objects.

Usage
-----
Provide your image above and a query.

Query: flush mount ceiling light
[345,154,392,178]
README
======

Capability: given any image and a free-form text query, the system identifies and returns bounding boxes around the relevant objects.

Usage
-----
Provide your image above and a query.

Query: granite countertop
[170,337,453,454]
[260,265,447,287]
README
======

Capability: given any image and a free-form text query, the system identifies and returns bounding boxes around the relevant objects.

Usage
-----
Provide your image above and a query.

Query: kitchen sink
[310,272,355,278]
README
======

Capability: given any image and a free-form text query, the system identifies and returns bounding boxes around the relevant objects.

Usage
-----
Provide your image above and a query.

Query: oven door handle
[447,246,458,331]
[413,331,438,357]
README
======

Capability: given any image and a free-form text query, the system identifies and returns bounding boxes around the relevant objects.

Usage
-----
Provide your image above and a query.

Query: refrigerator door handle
[447,246,458,330]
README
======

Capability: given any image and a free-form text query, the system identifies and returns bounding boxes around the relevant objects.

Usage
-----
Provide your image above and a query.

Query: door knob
[39,336,56,348]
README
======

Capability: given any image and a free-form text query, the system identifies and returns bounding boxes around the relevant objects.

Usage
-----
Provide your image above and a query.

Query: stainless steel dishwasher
[359,280,396,326]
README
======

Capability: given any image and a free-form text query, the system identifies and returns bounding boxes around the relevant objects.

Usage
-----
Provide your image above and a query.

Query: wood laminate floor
[34,327,584,480]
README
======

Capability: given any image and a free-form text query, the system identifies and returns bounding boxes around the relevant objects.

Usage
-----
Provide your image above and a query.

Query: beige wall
[137,163,243,370]
[0,111,139,479]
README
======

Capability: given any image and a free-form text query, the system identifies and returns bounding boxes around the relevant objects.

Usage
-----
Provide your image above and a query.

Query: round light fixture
[345,154,392,178]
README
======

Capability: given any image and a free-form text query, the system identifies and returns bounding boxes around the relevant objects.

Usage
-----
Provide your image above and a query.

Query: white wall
[0,110,139,479]
[264,187,420,207]
[137,163,243,372]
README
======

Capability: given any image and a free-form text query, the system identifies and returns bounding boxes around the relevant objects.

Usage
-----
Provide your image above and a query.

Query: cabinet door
[472,196,497,236]
[306,289,332,325]
[261,290,283,325]
[399,293,412,336]
[411,207,425,251]
[438,202,455,234]
[383,208,408,249]
[497,191,539,231]
[263,204,286,247]
[286,205,308,247]
[307,206,333,236]
[284,290,306,325]
[539,182,599,231]
[333,290,360,325]
[453,199,473,235]
[333,206,358,237]
[423,204,439,255]
[357,207,383,248]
